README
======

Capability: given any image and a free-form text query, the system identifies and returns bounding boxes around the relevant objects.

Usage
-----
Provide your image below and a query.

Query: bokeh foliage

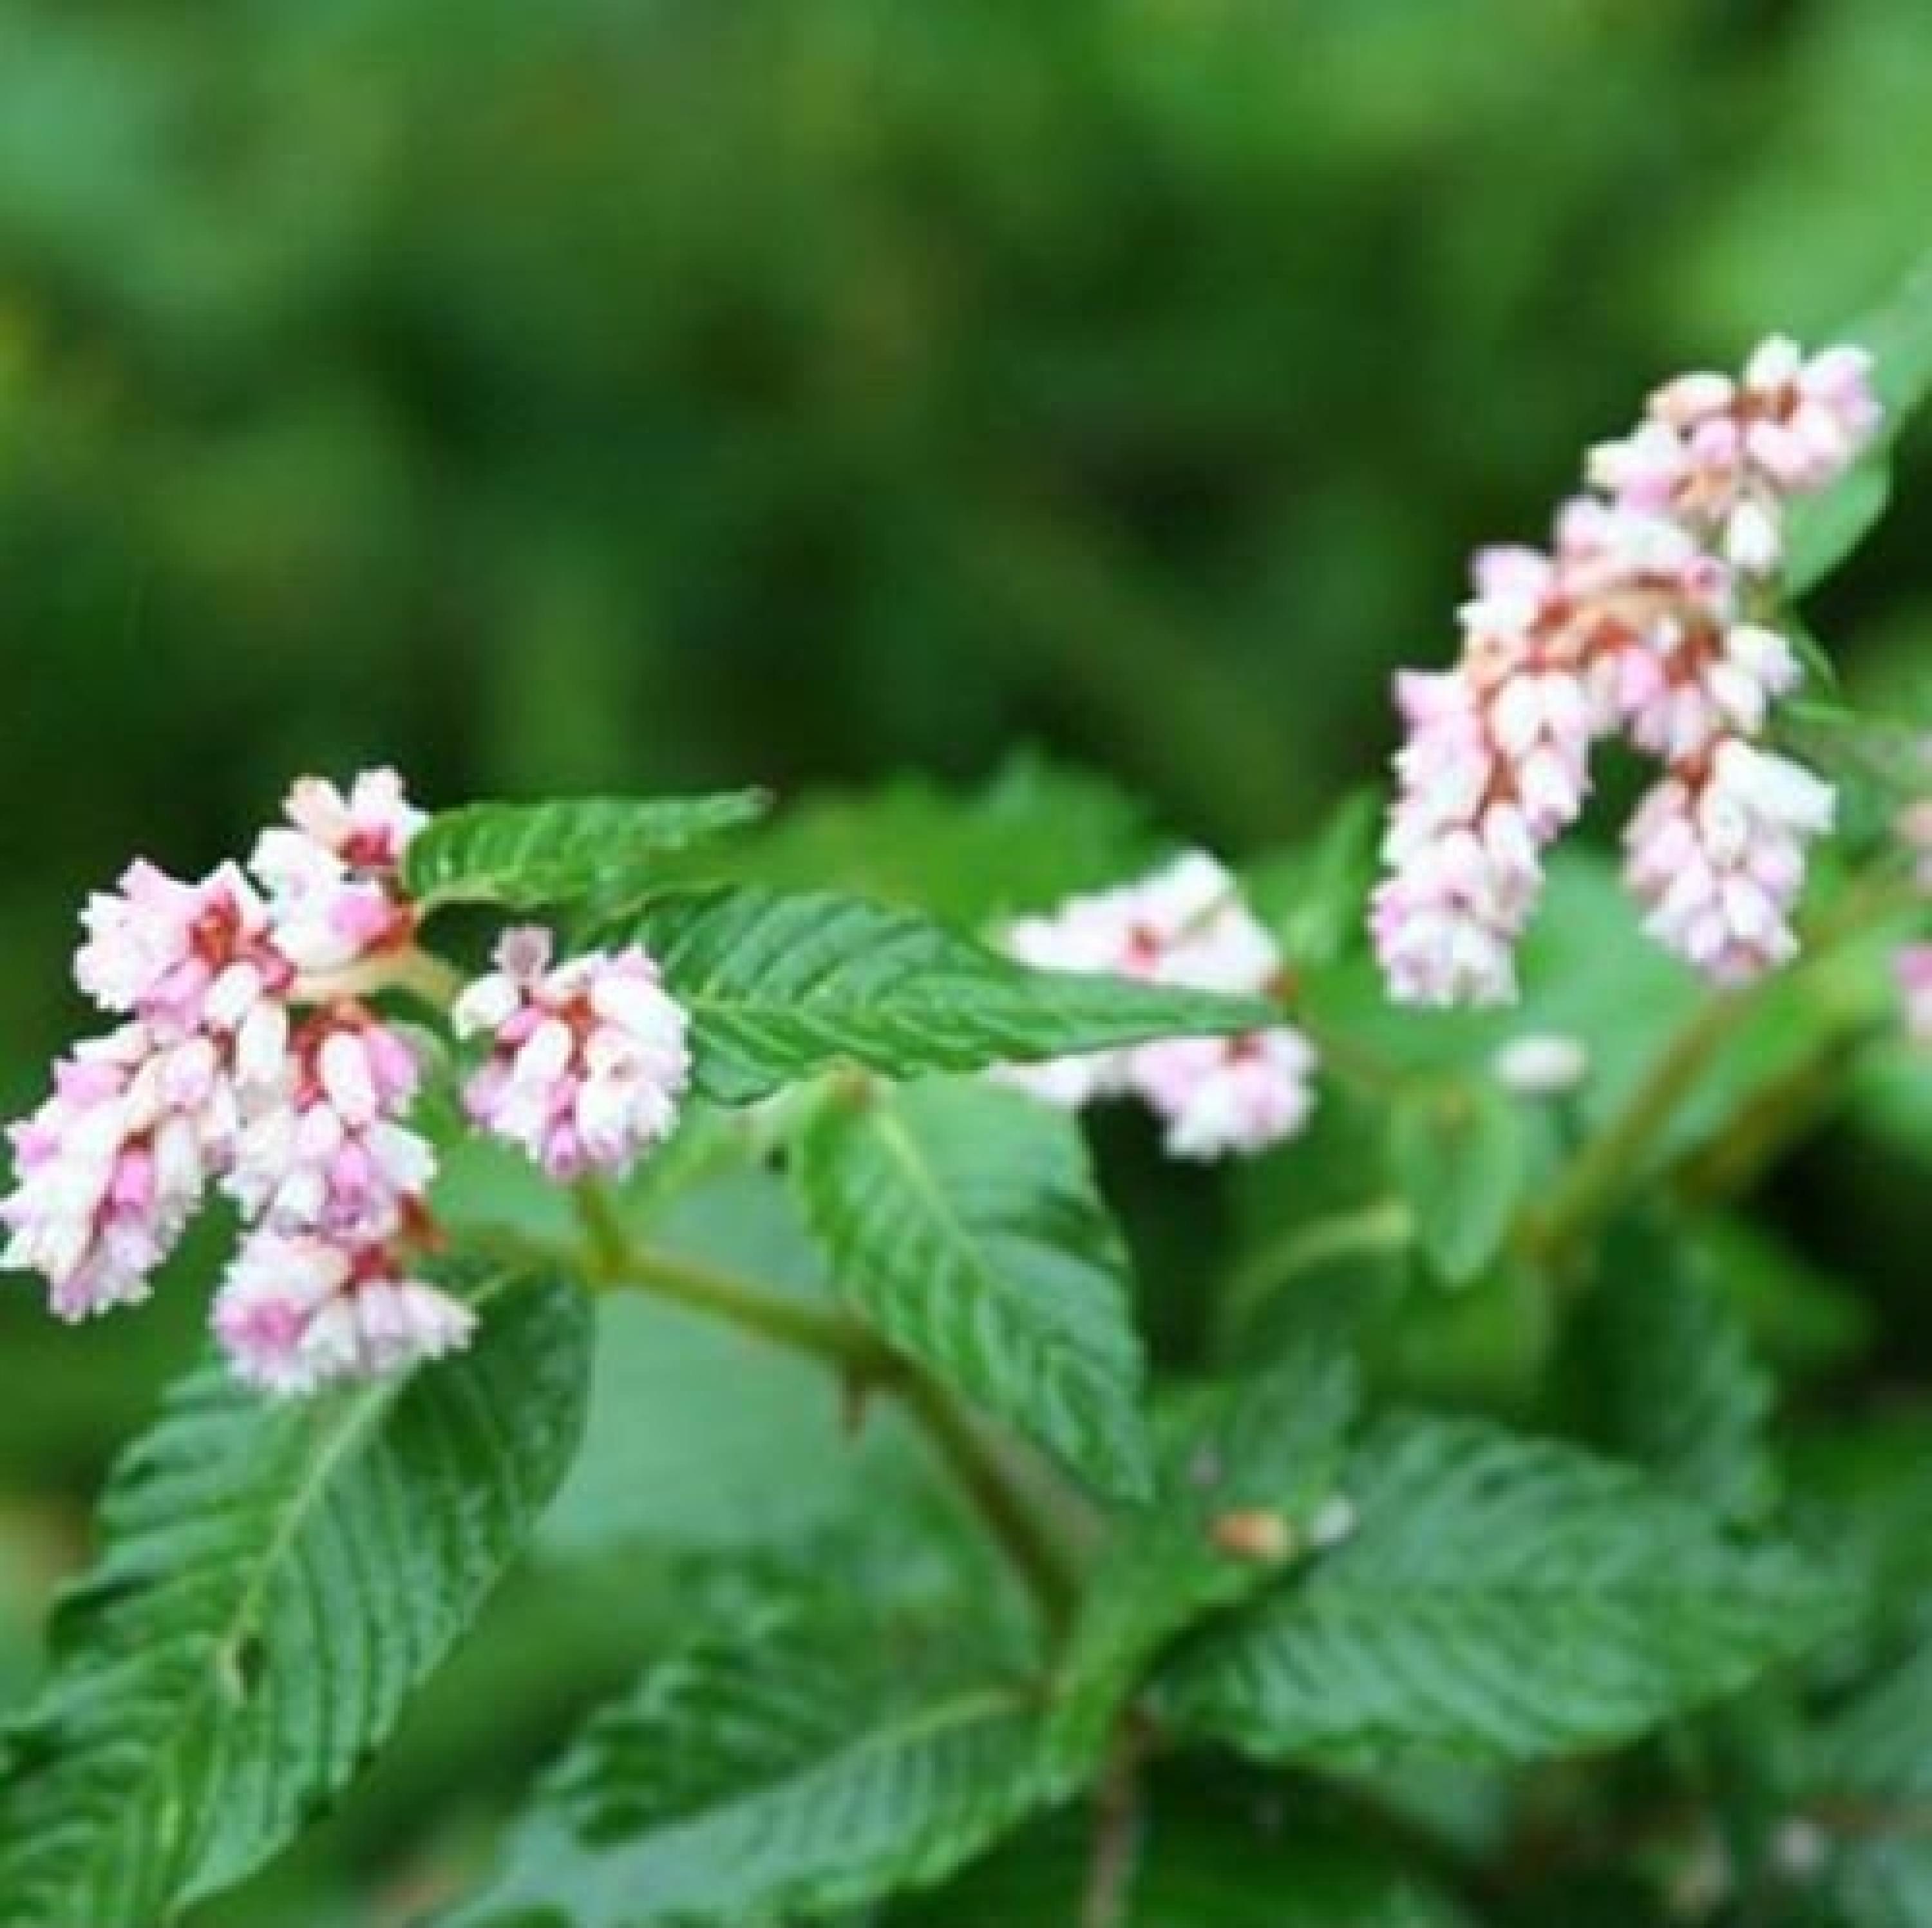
[1,1,1929,1920]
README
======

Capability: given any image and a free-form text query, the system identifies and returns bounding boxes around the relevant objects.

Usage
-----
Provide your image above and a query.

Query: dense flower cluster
[453,929,690,1180]
[1000,853,1316,1158]
[3,773,692,1397]
[1374,337,1881,1005]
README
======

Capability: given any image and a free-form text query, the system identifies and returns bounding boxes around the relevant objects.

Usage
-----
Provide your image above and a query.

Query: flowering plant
[1,269,1930,1927]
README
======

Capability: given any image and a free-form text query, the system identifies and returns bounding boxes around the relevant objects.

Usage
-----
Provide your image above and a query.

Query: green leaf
[1048,1339,1358,1762]
[1843,244,1932,422]
[792,1076,1153,1500]
[1775,701,1931,846]
[1786,460,1891,598]
[1804,1635,1932,1928]
[614,885,1275,1106]
[1160,1413,1851,1770]
[0,1271,592,1928]
[1571,1219,1778,1527]
[450,1611,1067,1927]
[652,756,1157,929]
[1244,788,1383,970]
[403,791,772,909]
[1389,1081,1526,1286]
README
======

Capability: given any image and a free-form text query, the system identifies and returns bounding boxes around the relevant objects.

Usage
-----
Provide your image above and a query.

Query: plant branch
[1080,1714,1150,1928]
[1216,1198,1412,1348]
[895,1376,1081,1635]
[293,943,465,1011]
[1524,865,1917,1267]
[565,1186,1081,1633]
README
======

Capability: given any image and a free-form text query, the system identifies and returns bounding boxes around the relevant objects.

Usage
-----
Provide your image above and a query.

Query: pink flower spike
[283,768,426,873]
[1624,740,1835,985]
[1372,647,1591,1007]
[251,768,426,975]
[1376,334,1871,1004]
[996,852,1308,1136]
[75,861,287,1033]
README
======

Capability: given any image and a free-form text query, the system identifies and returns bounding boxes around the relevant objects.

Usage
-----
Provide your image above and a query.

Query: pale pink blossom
[8,859,298,1319]
[455,928,691,1180]
[1589,336,1880,571]
[213,1231,474,1396]
[1625,740,1835,983]
[1372,660,1585,1006]
[1000,894,1151,1105]
[251,769,423,975]
[75,860,291,1034]
[1897,946,1932,1045]
[284,768,425,869]
[1131,1027,1318,1160]
[1007,854,1272,991]
[1144,855,1282,995]
[2,1026,217,1319]
[999,855,1318,1157]
[225,1008,433,1240]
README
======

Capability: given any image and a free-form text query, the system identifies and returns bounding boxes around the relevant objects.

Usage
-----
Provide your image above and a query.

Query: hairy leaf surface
[404,792,770,909]
[0,1271,591,1928]
[451,1613,1066,1926]
[1161,1414,1850,1768]
[793,1077,1152,1498]
[1048,1340,1358,1759]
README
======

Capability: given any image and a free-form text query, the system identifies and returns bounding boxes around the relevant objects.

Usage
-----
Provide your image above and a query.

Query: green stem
[896,1377,1081,1634]
[616,1243,895,1379]
[1525,866,1918,1267]
[1523,993,1747,1267]
[1668,1024,1871,1204]
[1080,1714,1150,1928]
[1297,1015,1405,1096]
[565,1188,1081,1632]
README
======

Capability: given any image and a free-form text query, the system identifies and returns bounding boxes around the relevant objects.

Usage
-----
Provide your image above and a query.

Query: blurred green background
[1,1,1929,1919]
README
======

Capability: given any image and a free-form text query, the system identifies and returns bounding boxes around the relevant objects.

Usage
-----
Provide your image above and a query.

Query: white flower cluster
[1374,337,1880,1005]
[1001,853,1316,1159]
[453,928,690,1180]
[4,772,694,1397]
